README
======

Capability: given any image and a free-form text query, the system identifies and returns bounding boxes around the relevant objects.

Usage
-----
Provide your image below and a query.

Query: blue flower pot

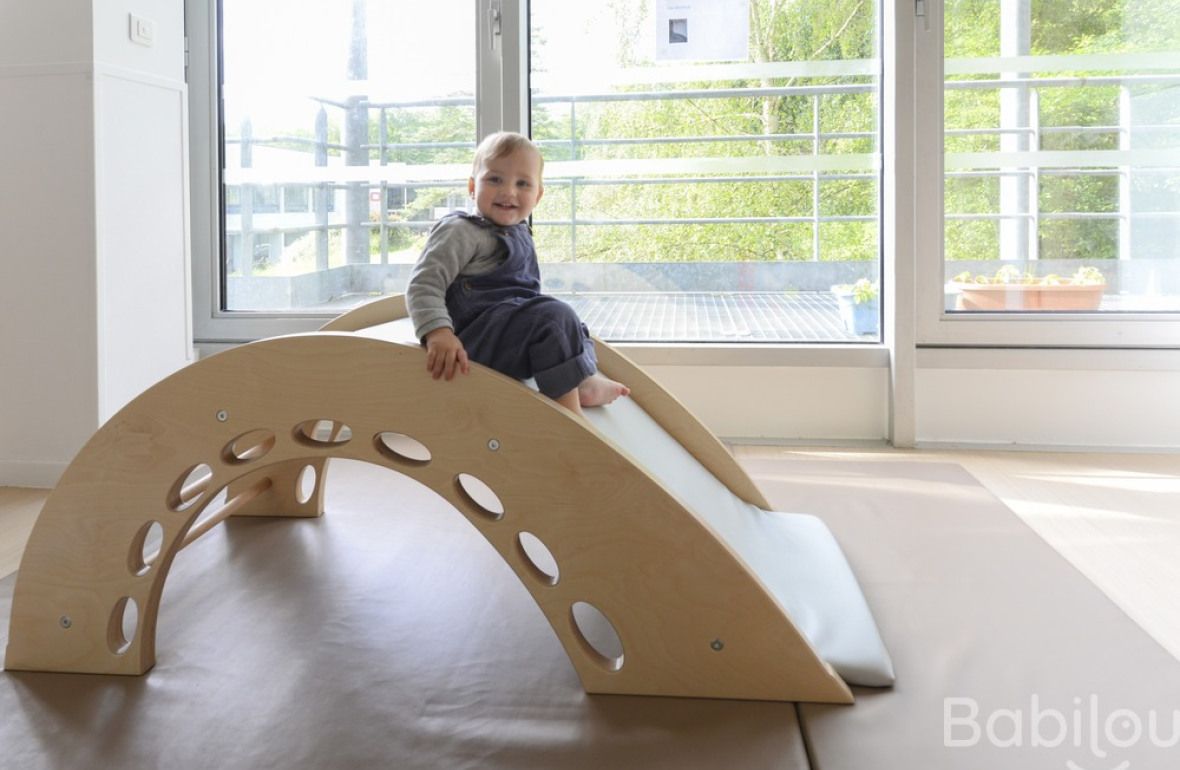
[833,289,879,336]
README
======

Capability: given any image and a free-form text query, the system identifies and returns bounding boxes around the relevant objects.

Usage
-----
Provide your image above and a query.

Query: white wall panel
[646,365,890,441]
[95,71,192,421]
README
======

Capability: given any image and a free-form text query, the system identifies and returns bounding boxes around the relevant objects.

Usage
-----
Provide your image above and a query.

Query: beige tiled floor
[733,445,1180,663]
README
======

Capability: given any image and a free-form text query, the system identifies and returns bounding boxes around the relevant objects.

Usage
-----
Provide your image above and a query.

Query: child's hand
[423,328,470,381]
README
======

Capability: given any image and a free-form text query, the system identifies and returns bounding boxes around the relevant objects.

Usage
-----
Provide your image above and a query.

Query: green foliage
[528,0,881,263]
[832,277,879,303]
[357,0,1177,269]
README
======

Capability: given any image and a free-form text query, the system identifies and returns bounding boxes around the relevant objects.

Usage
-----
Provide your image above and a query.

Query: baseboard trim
[0,461,65,489]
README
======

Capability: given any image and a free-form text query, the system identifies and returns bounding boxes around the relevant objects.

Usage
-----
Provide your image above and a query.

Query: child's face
[468,147,544,227]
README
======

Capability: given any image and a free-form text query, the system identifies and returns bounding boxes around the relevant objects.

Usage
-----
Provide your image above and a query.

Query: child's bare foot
[577,373,630,408]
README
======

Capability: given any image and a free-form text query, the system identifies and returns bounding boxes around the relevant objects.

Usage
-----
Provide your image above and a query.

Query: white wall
[647,364,889,441]
[0,73,99,484]
[93,0,184,80]
[0,3,93,67]
[640,350,1180,450]
[914,349,1180,450]
[0,0,191,487]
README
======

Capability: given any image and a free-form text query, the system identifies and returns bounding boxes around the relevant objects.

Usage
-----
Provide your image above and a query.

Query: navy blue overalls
[444,213,596,398]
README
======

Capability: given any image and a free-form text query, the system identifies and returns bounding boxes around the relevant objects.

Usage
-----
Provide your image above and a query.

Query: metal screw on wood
[488,439,500,451]
[59,616,72,629]
[216,409,229,422]
[710,638,724,651]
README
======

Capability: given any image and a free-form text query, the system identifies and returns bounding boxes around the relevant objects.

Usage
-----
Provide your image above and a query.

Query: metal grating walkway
[557,292,868,343]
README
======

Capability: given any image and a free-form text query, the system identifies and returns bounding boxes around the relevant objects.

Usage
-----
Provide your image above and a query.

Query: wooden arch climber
[5,296,854,703]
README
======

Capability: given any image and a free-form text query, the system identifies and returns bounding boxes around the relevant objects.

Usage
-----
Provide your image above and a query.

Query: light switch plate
[129,13,154,47]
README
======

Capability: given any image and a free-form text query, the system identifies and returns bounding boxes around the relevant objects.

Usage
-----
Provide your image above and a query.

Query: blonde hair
[471,131,544,177]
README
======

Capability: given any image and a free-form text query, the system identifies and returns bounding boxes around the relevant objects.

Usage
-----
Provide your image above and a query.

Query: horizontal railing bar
[945,73,1180,90]
[289,72,1180,114]
[533,215,875,226]
[546,173,875,186]
[180,478,273,550]
[533,83,875,104]
[225,207,1180,238]
[946,212,1126,221]
[533,132,874,148]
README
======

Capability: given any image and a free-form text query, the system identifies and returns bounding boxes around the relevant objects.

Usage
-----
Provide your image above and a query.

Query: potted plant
[831,278,879,336]
[948,266,1105,310]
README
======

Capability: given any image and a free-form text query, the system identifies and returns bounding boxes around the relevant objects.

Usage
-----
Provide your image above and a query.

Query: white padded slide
[358,320,895,687]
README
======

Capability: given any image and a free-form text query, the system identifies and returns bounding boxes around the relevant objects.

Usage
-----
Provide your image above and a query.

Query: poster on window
[655,0,749,62]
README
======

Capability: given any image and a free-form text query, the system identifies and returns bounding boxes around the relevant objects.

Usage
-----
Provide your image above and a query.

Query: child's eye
[516,180,531,188]
[486,175,502,184]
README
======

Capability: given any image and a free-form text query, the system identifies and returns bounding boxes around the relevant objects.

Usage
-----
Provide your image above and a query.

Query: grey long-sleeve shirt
[405,215,507,341]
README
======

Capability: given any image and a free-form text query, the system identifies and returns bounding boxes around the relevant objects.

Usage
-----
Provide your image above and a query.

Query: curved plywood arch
[322,295,771,510]
[4,330,851,703]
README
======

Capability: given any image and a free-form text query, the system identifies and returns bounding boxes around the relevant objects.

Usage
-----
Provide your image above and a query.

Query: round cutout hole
[456,473,504,520]
[294,419,352,446]
[167,463,213,512]
[516,531,559,586]
[107,596,139,655]
[296,464,318,504]
[223,429,276,464]
[570,601,624,672]
[374,432,432,465]
[129,521,165,577]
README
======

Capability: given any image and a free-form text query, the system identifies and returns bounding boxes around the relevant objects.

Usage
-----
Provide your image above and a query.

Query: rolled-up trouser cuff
[533,342,596,399]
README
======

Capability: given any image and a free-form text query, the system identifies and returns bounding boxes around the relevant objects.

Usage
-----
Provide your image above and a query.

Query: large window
[916,0,1180,346]
[943,0,1180,315]
[205,0,881,343]
[529,0,881,342]
[191,0,1180,348]
[218,0,476,314]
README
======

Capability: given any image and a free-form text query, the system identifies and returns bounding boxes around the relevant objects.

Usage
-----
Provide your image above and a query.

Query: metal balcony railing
[222,70,1180,279]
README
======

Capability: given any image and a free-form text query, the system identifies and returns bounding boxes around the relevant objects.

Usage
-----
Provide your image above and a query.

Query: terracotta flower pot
[951,282,1104,311]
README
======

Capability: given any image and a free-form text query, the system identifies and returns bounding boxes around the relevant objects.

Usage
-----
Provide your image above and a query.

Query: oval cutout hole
[456,473,504,520]
[224,429,276,464]
[517,531,559,586]
[294,419,352,446]
[167,463,213,512]
[107,596,139,655]
[129,521,165,577]
[570,601,624,672]
[296,464,318,505]
[375,432,432,465]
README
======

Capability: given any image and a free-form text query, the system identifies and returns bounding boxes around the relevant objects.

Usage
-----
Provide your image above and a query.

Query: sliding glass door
[219,0,476,312]
[918,0,1180,345]
[530,0,882,342]
[194,0,1180,346]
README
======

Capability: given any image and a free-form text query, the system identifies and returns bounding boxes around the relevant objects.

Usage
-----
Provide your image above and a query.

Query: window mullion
[476,0,528,138]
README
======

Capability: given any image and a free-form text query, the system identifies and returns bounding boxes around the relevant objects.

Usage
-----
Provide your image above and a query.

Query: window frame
[188,0,1180,350]
[911,0,1180,348]
[186,0,897,353]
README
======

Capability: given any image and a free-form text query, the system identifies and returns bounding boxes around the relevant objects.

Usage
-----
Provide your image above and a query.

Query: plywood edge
[318,295,408,332]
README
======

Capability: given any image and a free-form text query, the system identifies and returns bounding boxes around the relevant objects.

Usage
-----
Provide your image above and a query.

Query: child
[405,131,629,417]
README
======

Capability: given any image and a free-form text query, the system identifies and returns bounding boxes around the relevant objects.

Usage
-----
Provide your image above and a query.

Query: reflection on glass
[220,0,475,311]
[530,0,882,342]
[944,0,1180,313]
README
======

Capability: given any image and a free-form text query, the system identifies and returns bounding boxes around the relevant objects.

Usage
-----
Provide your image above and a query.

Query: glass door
[219,0,477,312]
[918,0,1180,346]
[529,0,883,343]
